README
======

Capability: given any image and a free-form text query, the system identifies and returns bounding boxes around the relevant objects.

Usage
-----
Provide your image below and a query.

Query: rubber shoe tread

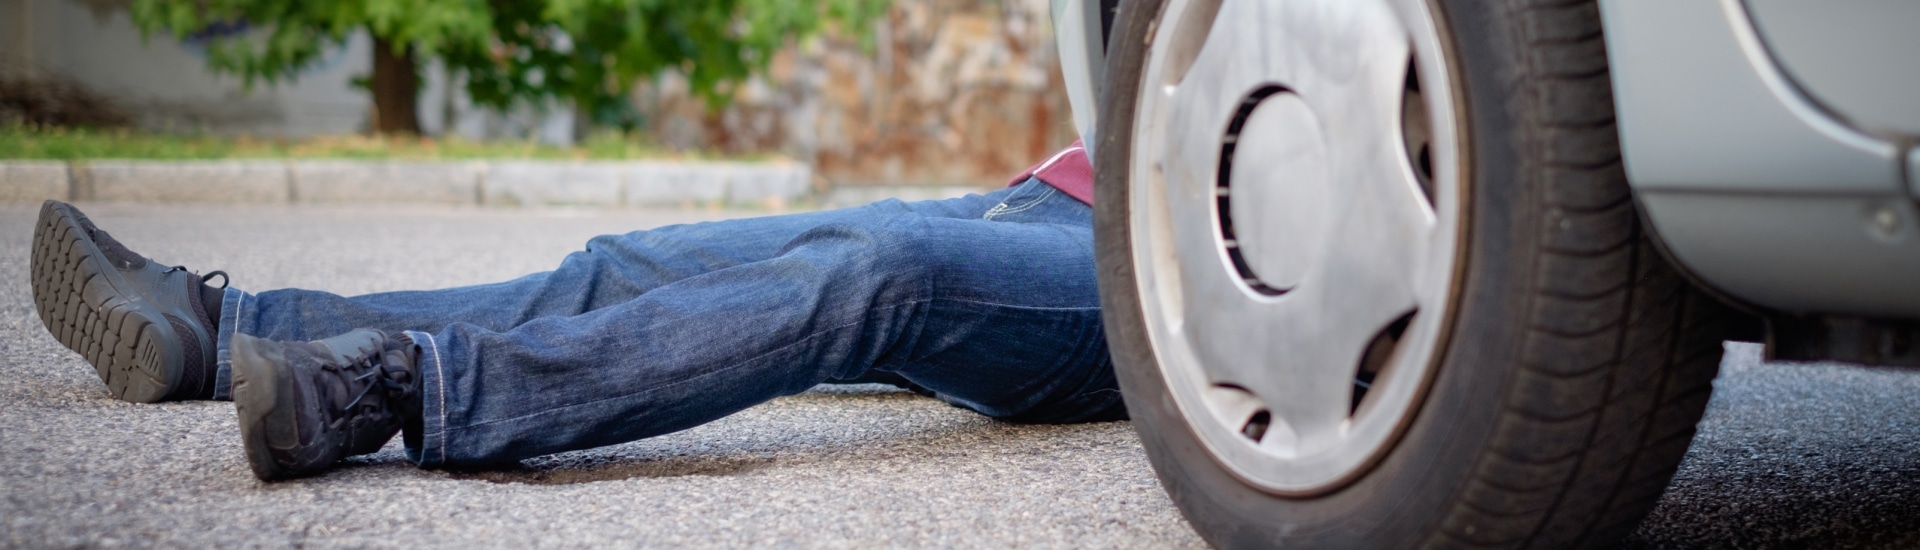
[29,200,217,402]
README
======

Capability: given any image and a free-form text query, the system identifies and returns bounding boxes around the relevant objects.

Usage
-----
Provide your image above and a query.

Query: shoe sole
[30,201,187,403]
[231,334,298,481]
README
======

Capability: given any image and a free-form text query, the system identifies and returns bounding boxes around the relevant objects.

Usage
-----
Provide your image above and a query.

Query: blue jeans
[211,179,1125,467]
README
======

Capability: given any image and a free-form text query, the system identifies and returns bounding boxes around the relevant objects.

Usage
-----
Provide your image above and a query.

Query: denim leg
[408,201,1120,467]
[210,186,1027,399]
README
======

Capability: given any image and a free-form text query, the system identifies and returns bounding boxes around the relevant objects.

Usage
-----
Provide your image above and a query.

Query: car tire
[1092,0,1738,547]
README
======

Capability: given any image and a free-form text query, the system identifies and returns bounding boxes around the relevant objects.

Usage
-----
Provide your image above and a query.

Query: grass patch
[0,124,762,162]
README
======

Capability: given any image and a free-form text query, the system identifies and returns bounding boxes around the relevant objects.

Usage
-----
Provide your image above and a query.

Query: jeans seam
[983,186,1057,220]
[229,293,246,355]
[417,331,450,465]
[934,298,1101,312]
[444,299,930,433]
[213,291,248,401]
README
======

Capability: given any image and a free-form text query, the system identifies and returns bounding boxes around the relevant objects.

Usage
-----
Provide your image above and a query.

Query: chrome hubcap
[1126,0,1464,495]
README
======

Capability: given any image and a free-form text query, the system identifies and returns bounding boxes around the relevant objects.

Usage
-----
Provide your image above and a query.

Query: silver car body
[1054,0,1108,161]
[1602,0,1920,319]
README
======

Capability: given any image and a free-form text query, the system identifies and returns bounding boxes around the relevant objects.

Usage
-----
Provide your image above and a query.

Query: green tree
[131,0,889,135]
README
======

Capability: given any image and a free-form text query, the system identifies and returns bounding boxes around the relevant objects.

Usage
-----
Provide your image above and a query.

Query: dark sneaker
[30,200,226,403]
[230,329,421,481]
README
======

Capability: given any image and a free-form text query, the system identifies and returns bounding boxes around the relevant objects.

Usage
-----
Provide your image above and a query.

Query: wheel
[1092,0,1736,547]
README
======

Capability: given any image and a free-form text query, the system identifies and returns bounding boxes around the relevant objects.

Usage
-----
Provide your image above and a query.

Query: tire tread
[1429,1,1734,547]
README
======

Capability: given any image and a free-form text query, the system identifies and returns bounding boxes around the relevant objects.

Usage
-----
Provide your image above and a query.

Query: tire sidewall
[1094,0,1547,545]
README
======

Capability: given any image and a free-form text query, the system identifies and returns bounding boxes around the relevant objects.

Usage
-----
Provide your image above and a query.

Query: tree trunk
[370,36,421,135]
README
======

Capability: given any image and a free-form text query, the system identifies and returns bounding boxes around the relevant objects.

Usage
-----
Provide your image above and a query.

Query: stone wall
[634,0,1076,187]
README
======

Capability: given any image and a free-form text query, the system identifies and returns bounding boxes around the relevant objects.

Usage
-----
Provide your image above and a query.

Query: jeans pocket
[982,181,1060,221]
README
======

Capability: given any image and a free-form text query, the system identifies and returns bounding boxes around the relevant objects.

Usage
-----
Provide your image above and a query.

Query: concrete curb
[0,161,67,203]
[83,160,291,204]
[0,159,817,208]
[292,160,482,205]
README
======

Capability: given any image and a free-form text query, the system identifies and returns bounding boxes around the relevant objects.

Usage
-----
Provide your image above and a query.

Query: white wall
[2,0,367,136]
[0,0,574,142]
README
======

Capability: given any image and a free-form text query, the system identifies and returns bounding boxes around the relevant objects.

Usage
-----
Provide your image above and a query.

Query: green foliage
[129,0,491,87]
[129,0,890,129]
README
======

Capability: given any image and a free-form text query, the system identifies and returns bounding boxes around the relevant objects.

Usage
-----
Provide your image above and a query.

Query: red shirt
[1007,141,1093,205]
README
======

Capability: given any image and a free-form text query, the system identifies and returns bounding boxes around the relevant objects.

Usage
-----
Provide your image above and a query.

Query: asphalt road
[1,202,1916,548]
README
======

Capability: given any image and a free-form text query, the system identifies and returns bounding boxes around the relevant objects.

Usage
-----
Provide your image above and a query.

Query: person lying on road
[28,143,1123,480]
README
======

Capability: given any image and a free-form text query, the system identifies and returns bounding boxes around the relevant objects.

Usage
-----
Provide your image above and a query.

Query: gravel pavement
[1624,344,1920,548]
[1,202,1916,548]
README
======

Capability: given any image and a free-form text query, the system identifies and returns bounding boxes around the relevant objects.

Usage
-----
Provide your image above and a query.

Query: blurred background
[0,0,1077,188]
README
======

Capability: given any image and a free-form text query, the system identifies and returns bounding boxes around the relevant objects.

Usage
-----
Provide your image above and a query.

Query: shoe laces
[327,349,417,420]
[160,265,229,289]
[202,270,229,290]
